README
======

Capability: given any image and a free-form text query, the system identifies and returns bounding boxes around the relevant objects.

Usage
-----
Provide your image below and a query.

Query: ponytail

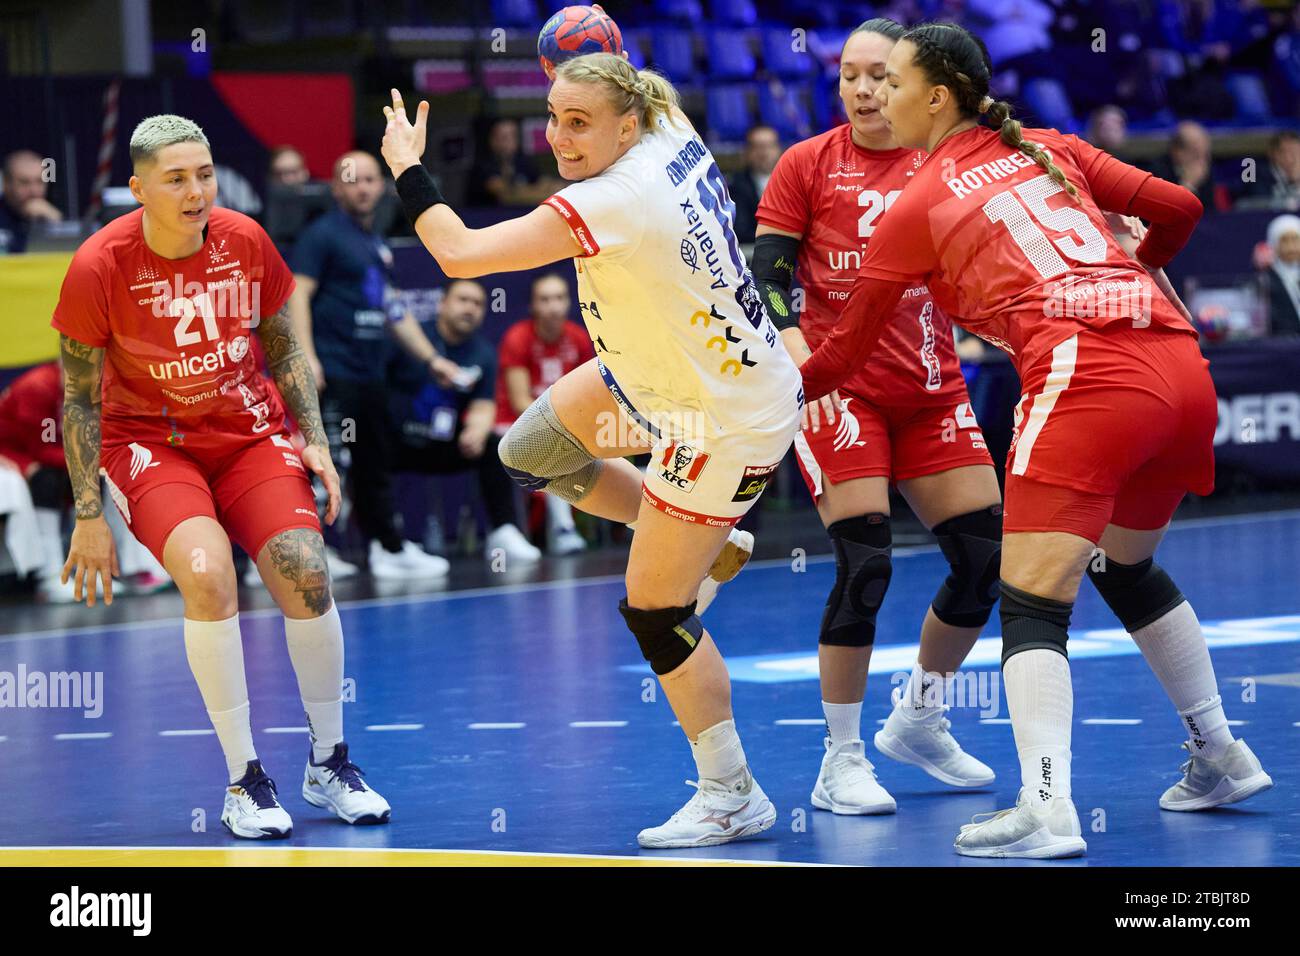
[555,52,681,134]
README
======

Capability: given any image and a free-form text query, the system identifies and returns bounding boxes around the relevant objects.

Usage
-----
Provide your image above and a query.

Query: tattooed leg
[259,528,332,617]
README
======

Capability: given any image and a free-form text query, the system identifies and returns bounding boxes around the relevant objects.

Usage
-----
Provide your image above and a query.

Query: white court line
[7,508,1300,646]
[0,736,6,742]
[159,729,214,737]
[980,718,1013,724]
[1082,718,1142,725]
[468,722,525,730]
[569,720,628,728]
[365,723,424,731]
[774,719,824,726]
[1226,720,1248,726]
[263,727,308,734]
[54,732,111,740]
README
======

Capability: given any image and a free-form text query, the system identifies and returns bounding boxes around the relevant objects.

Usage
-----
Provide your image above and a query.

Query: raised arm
[256,302,341,523]
[380,90,583,277]
[59,332,118,605]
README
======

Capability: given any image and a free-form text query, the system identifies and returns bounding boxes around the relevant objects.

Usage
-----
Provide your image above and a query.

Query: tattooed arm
[256,303,341,523]
[60,333,119,605]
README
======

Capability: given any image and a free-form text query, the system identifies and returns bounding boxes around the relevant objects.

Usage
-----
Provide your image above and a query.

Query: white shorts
[640,411,799,527]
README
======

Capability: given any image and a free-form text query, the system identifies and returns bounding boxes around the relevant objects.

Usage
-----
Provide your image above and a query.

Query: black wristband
[395,164,446,224]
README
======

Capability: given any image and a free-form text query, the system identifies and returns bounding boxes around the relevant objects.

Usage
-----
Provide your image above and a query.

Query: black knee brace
[619,599,705,675]
[931,505,1003,628]
[820,513,892,647]
[1000,582,1072,665]
[1087,556,1185,632]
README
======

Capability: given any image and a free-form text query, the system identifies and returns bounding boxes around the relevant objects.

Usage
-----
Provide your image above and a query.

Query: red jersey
[51,207,295,449]
[802,126,1202,400]
[756,123,966,406]
[494,318,594,427]
[0,362,64,474]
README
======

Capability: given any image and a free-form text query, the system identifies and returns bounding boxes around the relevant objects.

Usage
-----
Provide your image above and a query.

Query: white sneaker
[637,770,777,848]
[325,546,360,580]
[368,539,450,579]
[954,787,1086,859]
[548,526,586,555]
[486,524,542,564]
[302,743,392,825]
[695,528,754,616]
[811,738,897,814]
[221,760,293,839]
[1159,739,1273,811]
[874,702,995,788]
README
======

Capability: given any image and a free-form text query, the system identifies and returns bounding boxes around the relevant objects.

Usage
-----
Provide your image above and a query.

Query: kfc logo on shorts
[732,462,779,502]
[659,441,710,492]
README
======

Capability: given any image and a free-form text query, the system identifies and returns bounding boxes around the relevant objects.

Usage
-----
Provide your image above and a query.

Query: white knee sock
[1129,601,1233,759]
[284,602,345,764]
[184,614,256,783]
[899,661,948,715]
[822,700,862,745]
[691,719,749,792]
[1003,649,1074,803]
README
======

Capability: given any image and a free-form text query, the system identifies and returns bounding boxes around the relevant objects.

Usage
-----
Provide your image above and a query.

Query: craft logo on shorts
[659,441,709,492]
[732,462,779,502]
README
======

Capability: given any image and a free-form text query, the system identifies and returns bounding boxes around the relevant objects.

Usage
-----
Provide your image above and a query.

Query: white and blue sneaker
[222,760,293,840]
[302,743,392,825]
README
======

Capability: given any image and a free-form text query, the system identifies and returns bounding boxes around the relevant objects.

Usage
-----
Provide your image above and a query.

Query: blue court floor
[1,510,1296,866]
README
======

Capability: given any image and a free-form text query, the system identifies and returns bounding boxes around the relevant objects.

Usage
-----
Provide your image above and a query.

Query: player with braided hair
[381,52,802,849]
[756,17,1000,817]
[799,21,1273,858]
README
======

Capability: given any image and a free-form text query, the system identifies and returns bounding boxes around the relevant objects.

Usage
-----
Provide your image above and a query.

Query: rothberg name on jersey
[545,114,800,444]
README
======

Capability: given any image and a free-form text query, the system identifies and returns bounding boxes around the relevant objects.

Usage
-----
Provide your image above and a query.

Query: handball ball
[538,4,623,78]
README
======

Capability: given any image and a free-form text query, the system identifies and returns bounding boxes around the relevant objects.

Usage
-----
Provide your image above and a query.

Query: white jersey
[544,113,802,445]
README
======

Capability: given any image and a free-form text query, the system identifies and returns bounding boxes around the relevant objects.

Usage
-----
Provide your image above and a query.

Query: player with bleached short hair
[54,113,391,840]
[381,52,803,848]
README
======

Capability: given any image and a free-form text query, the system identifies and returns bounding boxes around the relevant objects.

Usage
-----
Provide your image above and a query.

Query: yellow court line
[0,846,808,867]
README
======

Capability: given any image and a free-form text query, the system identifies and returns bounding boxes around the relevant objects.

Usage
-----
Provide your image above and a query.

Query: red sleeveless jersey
[756,123,967,406]
[51,207,295,449]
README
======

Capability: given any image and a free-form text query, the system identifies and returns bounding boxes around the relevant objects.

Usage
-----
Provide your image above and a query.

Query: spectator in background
[1260,213,1300,337]
[1148,121,1231,212]
[1240,131,1300,210]
[495,273,594,555]
[388,280,541,563]
[728,125,781,247]
[1086,105,1128,156]
[290,150,447,580]
[467,117,560,206]
[0,361,168,600]
[268,145,311,186]
[0,150,63,254]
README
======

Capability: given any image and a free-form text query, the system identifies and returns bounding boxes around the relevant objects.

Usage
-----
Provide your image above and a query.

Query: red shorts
[792,389,994,501]
[1002,325,1215,542]
[100,430,320,563]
